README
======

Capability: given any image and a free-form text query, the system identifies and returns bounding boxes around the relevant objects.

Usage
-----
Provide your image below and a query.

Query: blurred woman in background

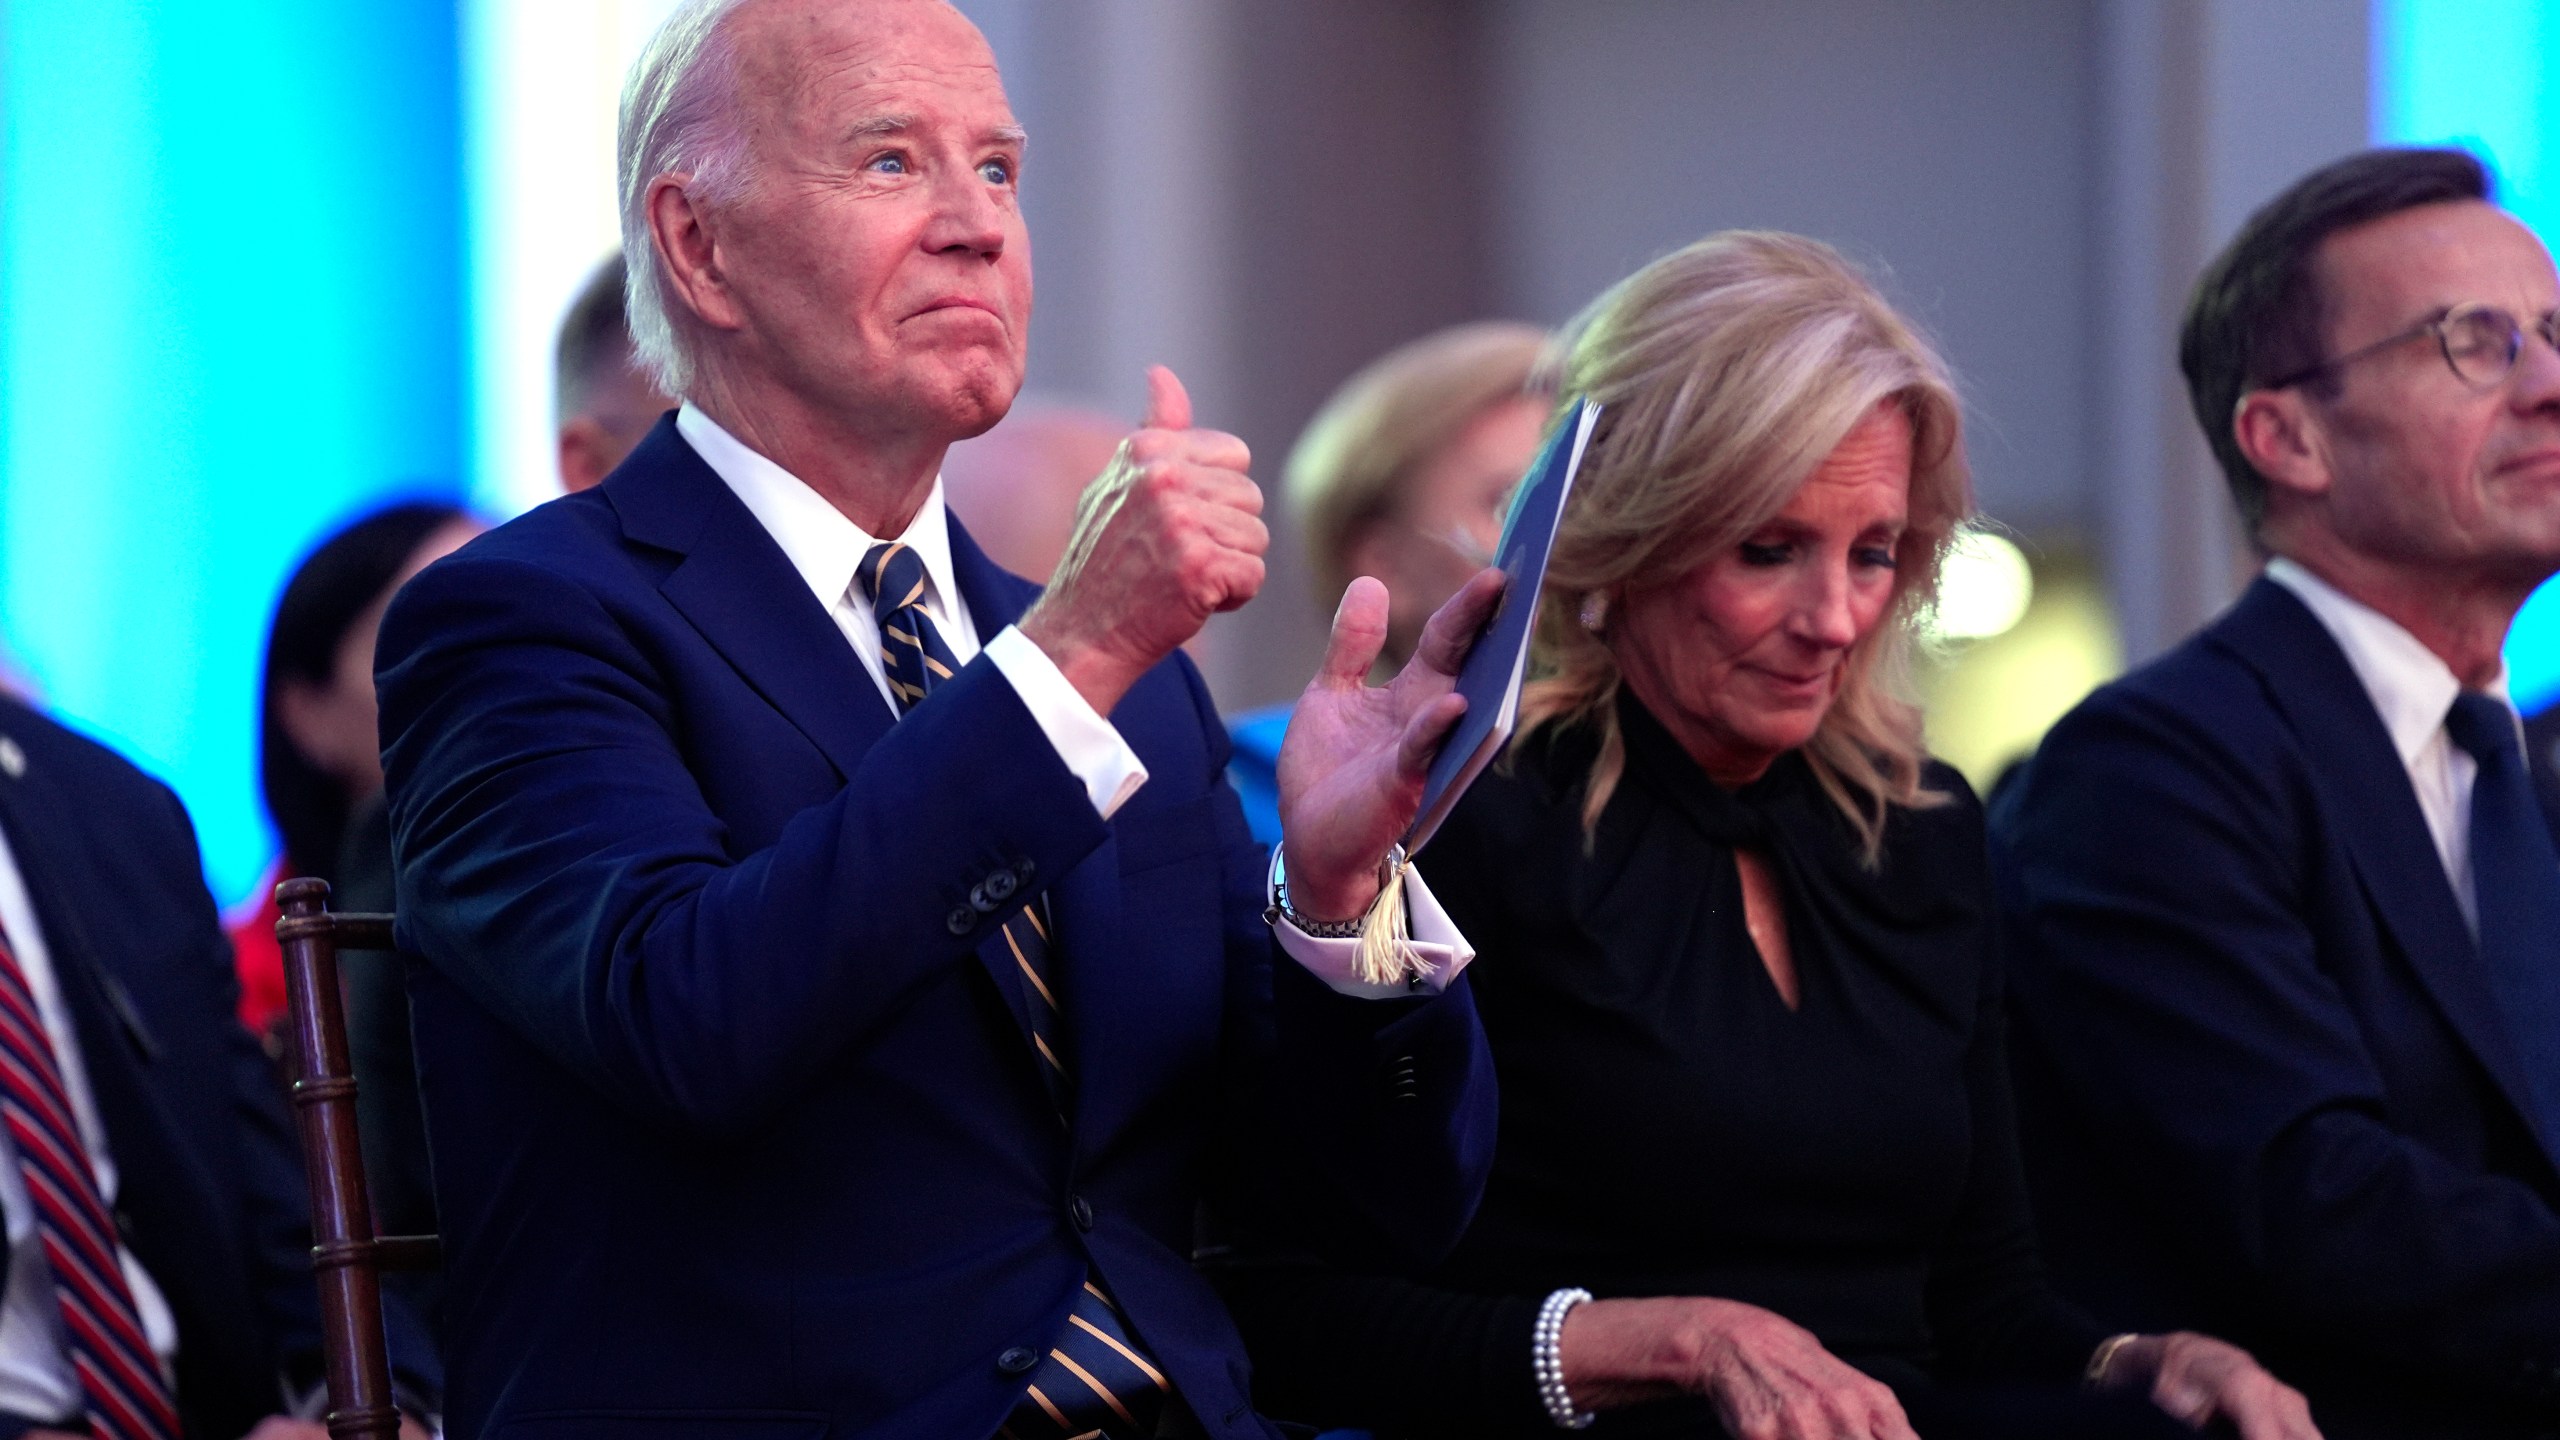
[1229,321,1552,841]
[227,500,480,1052]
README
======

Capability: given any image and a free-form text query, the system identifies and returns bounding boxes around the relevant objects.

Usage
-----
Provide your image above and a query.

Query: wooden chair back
[275,877,439,1440]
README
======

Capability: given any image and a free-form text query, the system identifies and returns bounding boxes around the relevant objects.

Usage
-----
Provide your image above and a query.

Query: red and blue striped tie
[0,923,178,1440]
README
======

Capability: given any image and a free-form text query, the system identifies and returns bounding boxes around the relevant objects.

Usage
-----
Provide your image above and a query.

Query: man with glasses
[1996,147,2560,1439]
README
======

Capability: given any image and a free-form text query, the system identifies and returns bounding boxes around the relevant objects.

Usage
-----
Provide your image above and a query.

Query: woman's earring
[1578,590,1610,633]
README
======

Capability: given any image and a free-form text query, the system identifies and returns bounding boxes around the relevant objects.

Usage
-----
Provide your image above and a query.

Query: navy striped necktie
[0,922,178,1440]
[2445,691,2560,1159]
[852,541,1171,1440]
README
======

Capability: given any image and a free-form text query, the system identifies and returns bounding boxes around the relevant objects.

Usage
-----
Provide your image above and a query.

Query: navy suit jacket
[375,418,1495,1440]
[1996,577,2560,1438]
[0,697,440,1439]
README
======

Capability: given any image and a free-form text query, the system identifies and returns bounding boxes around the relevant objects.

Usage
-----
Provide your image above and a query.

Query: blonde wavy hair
[1517,231,1971,860]
[1284,321,1552,604]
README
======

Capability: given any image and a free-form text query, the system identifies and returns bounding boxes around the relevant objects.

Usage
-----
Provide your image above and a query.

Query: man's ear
[646,174,746,334]
[557,417,612,494]
[2232,388,2333,502]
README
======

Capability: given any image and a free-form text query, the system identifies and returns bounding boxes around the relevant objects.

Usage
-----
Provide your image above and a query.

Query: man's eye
[978,159,1013,185]
[1855,546,1901,571]
[1739,541,1791,567]
[866,153,908,175]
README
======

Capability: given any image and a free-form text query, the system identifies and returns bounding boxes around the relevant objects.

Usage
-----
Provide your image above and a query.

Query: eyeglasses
[2264,301,2560,391]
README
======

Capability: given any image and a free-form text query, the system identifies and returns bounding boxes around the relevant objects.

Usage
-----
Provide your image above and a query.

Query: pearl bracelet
[1532,1286,1595,1430]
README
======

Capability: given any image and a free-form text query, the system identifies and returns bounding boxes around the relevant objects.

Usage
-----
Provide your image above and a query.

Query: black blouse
[1221,696,2103,1437]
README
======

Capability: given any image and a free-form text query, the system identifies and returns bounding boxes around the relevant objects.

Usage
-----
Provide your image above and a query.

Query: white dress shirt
[2266,556,2513,931]
[0,819,180,1423]
[675,405,1470,994]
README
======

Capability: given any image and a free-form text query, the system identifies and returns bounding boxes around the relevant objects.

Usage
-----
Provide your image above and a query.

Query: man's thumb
[1142,364,1193,432]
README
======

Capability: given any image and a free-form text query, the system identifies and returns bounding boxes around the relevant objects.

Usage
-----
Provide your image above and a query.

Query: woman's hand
[1560,1295,1919,1440]
[2095,1332,2323,1440]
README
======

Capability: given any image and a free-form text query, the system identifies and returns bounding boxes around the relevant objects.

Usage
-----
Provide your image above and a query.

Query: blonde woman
[1229,321,1551,842]
[1219,233,2316,1440]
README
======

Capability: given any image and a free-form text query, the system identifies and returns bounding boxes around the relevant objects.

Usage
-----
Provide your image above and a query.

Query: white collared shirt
[2266,556,2510,931]
[673,404,1471,994]
[0,819,180,1423]
[679,403,1146,818]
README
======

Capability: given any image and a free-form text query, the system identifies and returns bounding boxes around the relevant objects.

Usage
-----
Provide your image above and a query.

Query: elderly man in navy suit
[1998,147,2560,1439]
[375,2,1498,1438]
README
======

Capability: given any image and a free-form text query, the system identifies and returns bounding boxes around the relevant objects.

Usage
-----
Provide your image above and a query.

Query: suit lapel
[0,757,163,1089]
[606,420,894,783]
[611,435,1124,1117]
[2215,578,2551,1154]
[0,741,220,1299]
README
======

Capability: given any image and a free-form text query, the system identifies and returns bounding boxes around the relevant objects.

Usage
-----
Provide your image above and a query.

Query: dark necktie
[0,922,179,1440]
[853,542,1170,1440]
[2445,691,2560,1156]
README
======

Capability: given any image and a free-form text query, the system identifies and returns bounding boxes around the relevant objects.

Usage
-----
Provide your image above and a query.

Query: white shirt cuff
[983,626,1149,819]
[1272,861,1475,999]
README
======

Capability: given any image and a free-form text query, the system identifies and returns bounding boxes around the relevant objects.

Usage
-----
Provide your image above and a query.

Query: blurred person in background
[2000,146,2560,1440]
[556,254,676,493]
[1220,232,2315,1440]
[1229,321,1551,843]
[0,696,442,1439]
[941,397,1124,581]
[225,502,479,1058]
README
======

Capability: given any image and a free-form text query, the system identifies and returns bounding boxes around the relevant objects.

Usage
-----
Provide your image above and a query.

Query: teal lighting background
[2375,0,2560,711]
[0,2,466,906]
[0,1,2554,908]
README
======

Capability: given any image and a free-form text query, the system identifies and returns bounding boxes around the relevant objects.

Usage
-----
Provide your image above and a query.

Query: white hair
[618,0,760,398]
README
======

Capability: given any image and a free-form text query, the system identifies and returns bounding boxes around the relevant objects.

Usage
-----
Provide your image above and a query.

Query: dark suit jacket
[0,696,440,1439]
[374,418,1495,1440]
[2524,701,2560,850]
[1995,577,2560,1439]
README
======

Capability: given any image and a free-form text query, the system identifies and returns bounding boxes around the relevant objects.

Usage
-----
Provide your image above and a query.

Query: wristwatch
[1262,843,1400,938]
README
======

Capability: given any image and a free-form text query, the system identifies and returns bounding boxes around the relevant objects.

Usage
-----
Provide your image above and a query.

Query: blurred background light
[461,0,682,518]
[0,0,466,907]
[1920,550,2124,793]
[1927,529,2036,643]
[2375,0,2560,711]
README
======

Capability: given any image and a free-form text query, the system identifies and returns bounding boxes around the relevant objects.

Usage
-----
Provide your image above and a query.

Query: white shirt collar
[675,402,964,621]
[2263,555,2510,764]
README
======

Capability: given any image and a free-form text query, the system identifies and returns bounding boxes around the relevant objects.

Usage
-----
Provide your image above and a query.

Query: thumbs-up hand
[1020,366,1267,714]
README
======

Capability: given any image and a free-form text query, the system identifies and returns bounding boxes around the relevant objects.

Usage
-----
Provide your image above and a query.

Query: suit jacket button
[997,1346,1038,1375]
[1015,858,1035,880]
[984,868,1018,902]
[970,883,997,914]
[1069,1194,1095,1232]
[947,906,977,936]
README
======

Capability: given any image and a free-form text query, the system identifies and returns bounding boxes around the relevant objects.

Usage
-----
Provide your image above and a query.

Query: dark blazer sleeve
[1177,658,1497,1267]
[140,781,333,1379]
[377,549,1115,1134]
[1219,1261,1543,1437]
[2002,681,2560,1392]
[1919,889,2108,1383]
